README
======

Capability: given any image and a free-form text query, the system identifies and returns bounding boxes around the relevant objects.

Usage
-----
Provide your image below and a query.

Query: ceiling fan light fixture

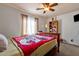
[44,7,49,11]
[36,3,58,14]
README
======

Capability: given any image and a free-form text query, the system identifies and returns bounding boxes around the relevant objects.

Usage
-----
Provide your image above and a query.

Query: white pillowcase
[0,34,8,52]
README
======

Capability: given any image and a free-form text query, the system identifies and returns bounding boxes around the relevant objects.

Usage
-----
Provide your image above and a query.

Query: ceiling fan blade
[43,11,46,14]
[45,3,49,6]
[36,8,44,10]
[42,3,49,7]
[49,9,55,12]
[50,3,58,7]
[42,3,47,7]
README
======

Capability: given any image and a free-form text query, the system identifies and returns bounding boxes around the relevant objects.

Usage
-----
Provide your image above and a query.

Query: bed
[0,32,60,56]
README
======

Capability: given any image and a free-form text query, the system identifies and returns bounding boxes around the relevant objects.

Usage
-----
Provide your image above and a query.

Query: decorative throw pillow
[0,34,8,52]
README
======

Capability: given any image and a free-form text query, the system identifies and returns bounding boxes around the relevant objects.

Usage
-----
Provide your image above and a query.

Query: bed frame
[43,32,60,56]
[41,32,60,53]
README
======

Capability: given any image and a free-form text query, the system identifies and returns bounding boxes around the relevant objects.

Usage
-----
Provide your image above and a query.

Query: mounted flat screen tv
[74,14,79,22]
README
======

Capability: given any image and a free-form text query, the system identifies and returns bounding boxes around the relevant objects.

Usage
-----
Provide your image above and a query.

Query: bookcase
[49,20,58,33]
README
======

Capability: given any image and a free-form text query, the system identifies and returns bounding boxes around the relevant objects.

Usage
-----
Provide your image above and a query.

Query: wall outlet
[71,39,74,42]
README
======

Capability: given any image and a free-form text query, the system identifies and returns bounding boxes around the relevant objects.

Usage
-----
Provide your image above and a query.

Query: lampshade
[45,24,48,28]
[0,34,8,52]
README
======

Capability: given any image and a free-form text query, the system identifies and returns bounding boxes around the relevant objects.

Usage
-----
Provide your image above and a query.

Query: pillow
[37,32,45,35]
[35,35,56,41]
[0,34,8,52]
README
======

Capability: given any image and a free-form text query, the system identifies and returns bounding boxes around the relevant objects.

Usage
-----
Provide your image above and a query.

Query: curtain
[22,15,27,35]
[26,16,37,35]
[22,15,38,35]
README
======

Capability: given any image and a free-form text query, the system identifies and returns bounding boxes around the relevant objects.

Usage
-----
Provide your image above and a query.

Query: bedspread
[12,35,56,56]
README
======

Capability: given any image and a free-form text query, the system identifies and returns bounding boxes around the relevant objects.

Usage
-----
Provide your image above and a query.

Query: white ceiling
[12,3,79,17]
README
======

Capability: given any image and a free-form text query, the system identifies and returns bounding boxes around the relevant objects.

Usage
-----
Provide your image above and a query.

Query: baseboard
[61,42,79,47]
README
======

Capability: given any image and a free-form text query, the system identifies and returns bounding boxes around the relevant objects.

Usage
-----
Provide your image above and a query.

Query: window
[21,14,38,35]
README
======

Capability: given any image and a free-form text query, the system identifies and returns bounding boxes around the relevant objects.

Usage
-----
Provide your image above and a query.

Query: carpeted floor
[57,42,79,56]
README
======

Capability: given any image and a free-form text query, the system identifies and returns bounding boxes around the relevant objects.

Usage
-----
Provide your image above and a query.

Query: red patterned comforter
[12,35,56,56]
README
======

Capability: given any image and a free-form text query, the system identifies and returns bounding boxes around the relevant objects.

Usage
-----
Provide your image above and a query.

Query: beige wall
[38,17,47,32]
[46,10,79,46]
[58,10,79,46]
[0,4,22,38]
[0,4,47,38]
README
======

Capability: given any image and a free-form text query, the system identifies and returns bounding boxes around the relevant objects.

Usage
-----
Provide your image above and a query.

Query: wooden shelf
[49,20,58,33]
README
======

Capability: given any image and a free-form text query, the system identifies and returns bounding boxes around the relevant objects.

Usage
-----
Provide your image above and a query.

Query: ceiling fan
[36,3,58,14]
